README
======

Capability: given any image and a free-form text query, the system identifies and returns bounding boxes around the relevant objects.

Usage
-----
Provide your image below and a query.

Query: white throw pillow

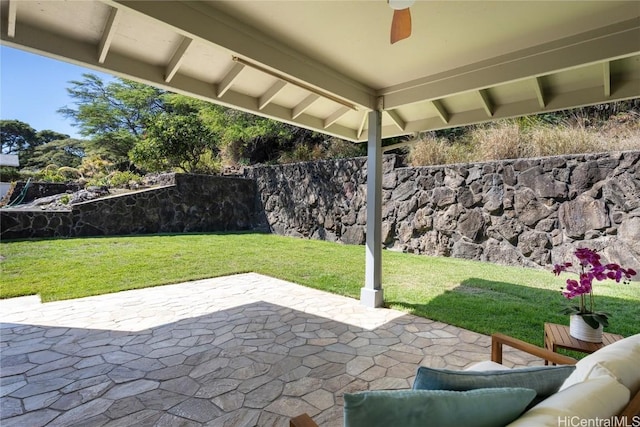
[507,376,630,427]
[559,334,640,394]
[465,361,511,372]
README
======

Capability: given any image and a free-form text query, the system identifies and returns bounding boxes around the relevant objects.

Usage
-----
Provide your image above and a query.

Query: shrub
[79,156,114,178]
[0,166,21,182]
[108,171,142,188]
[408,134,472,166]
[192,149,222,175]
[279,143,325,164]
[408,114,640,167]
[325,138,366,159]
[34,164,67,182]
[470,122,523,161]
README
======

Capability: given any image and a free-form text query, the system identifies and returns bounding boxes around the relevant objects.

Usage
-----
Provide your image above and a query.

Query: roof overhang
[1,0,639,142]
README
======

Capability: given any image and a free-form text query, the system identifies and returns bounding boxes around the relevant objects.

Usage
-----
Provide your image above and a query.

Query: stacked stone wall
[1,182,83,206]
[3,153,638,273]
[247,151,640,271]
[1,174,258,239]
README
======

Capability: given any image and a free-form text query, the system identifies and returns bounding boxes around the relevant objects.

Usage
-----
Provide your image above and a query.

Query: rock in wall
[247,151,640,272]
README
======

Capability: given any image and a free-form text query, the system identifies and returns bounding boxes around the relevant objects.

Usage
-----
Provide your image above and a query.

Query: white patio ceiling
[1,0,639,143]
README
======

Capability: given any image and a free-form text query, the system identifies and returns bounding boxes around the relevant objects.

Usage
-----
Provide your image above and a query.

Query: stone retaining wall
[247,151,640,271]
[3,152,639,272]
[1,181,83,206]
[1,174,258,239]
[1,210,74,239]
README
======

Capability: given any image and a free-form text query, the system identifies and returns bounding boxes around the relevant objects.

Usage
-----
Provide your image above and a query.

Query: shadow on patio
[0,273,542,427]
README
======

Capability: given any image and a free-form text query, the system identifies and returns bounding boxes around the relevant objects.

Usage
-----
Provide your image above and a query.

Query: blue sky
[1,46,114,139]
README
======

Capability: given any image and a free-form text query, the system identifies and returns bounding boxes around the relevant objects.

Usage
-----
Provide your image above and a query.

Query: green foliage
[24,138,87,169]
[106,171,142,188]
[59,194,71,205]
[204,106,311,165]
[1,120,81,169]
[131,94,221,173]
[35,129,70,144]
[325,138,366,159]
[1,119,38,154]
[78,155,113,179]
[278,143,324,163]
[57,167,82,180]
[33,164,67,182]
[0,166,21,181]
[58,74,165,166]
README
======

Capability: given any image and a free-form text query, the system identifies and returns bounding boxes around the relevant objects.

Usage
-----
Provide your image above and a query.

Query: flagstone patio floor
[0,273,543,426]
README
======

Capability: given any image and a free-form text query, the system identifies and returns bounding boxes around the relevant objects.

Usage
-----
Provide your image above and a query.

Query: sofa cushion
[507,376,630,426]
[412,365,575,403]
[560,333,640,394]
[343,387,536,427]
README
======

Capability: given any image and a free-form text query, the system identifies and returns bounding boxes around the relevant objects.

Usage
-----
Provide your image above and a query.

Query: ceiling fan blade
[390,8,411,44]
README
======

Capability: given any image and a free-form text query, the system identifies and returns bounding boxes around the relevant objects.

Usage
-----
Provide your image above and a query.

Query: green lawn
[2,233,638,347]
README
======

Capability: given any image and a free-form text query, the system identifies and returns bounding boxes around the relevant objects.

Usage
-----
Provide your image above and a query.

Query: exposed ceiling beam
[107,0,375,109]
[477,89,494,117]
[235,56,357,111]
[292,94,320,120]
[381,18,640,109]
[603,62,611,98]
[431,100,450,124]
[6,0,17,38]
[98,7,120,64]
[386,109,406,131]
[217,62,245,98]
[357,112,368,140]
[380,78,640,139]
[0,21,361,142]
[532,77,546,108]
[258,80,287,110]
[165,36,192,83]
[324,106,350,129]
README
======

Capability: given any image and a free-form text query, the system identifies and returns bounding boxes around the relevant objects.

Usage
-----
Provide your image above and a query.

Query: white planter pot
[569,314,603,343]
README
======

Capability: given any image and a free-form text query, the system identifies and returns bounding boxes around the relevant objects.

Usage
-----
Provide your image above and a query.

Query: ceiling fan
[389,0,415,44]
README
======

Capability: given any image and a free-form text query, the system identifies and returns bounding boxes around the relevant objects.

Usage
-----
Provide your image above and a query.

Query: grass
[2,233,639,347]
[408,114,640,166]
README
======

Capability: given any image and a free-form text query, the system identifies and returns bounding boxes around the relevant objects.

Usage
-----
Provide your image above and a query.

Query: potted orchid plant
[553,247,636,342]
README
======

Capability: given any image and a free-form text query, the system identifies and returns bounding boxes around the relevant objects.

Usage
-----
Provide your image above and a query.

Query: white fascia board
[107,0,376,110]
[381,18,640,109]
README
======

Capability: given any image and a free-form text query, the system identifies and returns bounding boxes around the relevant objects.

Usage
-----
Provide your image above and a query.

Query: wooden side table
[544,323,623,364]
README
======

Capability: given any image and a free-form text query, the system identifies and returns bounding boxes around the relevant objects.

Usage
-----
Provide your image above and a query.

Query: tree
[1,120,74,166]
[130,94,220,173]
[201,107,323,165]
[58,74,165,167]
[1,120,38,154]
[25,138,87,169]
[36,130,70,144]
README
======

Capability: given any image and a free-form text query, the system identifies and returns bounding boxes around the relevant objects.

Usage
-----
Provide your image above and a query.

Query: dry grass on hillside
[408,112,640,166]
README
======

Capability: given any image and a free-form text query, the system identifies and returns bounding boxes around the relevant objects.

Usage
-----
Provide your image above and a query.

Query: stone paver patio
[0,273,542,426]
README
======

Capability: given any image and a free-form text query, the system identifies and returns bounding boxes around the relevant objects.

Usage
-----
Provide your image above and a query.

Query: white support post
[361,109,384,308]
